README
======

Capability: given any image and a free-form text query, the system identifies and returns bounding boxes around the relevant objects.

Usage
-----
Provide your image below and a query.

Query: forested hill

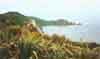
[0,12,80,29]
[29,16,80,26]
[0,12,30,29]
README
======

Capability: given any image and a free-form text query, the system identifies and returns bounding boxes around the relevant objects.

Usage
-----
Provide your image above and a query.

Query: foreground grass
[0,24,100,59]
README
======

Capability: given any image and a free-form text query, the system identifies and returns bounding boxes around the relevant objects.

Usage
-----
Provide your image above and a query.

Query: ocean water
[43,24,88,42]
[43,23,100,43]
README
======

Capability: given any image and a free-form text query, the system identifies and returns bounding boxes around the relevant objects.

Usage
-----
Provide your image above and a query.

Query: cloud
[0,0,98,17]
[0,0,17,5]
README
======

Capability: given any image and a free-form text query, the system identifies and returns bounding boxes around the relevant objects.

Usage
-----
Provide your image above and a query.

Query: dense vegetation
[0,12,100,59]
[29,16,78,26]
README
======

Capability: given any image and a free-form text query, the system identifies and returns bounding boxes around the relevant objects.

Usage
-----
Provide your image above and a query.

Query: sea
[43,22,100,44]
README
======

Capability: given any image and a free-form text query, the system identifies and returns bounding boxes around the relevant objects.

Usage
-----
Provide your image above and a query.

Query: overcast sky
[0,0,99,20]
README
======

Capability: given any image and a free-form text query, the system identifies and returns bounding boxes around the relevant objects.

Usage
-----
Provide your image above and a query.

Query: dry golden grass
[0,23,99,59]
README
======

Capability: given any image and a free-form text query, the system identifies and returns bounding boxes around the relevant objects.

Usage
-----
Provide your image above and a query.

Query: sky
[0,0,99,20]
[0,0,100,43]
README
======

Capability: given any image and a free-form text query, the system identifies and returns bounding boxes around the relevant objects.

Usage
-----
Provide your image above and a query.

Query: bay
[43,23,99,43]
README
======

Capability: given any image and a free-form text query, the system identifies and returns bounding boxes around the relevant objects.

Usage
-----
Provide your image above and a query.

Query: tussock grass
[0,22,100,59]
